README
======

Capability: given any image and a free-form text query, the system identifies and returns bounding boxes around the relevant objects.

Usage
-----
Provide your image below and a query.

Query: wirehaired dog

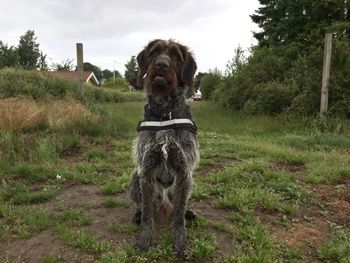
[128,39,199,257]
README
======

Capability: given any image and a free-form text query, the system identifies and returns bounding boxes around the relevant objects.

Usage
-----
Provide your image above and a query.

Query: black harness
[137,118,197,134]
[138,103,197,134]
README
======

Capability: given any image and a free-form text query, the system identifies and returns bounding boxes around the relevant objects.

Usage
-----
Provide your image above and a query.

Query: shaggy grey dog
[128,39,199,257]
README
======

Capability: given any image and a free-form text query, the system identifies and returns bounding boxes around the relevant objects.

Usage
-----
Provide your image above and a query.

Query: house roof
[48,71,99,85]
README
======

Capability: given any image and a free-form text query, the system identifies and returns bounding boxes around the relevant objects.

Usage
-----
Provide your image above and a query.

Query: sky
[0,0,260,74]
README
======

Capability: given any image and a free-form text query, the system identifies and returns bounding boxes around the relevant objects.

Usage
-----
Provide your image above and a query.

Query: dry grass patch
[0,97,98,132]
[0,97,47,132]
[44,98,98,128]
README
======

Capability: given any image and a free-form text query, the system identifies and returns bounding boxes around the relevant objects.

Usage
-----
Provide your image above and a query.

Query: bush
[205,40,350,117]
[103,77,130,92]
[244,82,296,114]
[200,70,222,100]
[84,86,144,103]
[0,68,78,99]
[0,68,145,103]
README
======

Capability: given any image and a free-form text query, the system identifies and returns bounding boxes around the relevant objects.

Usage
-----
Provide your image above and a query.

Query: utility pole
[76,43,84,98]
[320,33,332,117]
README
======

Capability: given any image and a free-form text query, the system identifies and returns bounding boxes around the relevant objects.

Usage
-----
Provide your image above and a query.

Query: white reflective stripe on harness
[139,119,195,127]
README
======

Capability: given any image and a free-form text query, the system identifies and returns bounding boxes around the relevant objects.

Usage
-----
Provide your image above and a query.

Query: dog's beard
[146,73,177,103]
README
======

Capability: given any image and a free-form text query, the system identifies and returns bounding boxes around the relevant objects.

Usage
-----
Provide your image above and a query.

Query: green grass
[1,101,350,262]
[101,175,129,195]
[318,224,350,262]
[57,209,92,226]
[55,226,110,253]
[108,223,139,234]
[102,197,129,208]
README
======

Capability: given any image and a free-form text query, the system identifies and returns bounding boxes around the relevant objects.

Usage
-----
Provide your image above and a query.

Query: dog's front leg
[134,171,156,251]
[172,174,192,258]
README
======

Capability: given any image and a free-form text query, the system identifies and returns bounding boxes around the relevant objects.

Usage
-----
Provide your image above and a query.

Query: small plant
[108,223,138,234]
[102,197,129,208]
[101,176,129,195]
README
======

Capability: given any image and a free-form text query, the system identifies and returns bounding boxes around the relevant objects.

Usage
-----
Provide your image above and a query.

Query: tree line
[0,30,139,89]
[201,0,350,118]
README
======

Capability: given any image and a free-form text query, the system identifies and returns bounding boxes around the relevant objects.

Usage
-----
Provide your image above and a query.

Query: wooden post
[320,33,332,117]
[76,43,84,98]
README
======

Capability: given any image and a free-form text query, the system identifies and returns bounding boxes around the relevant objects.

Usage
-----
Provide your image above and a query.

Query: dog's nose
[156,60,170,71]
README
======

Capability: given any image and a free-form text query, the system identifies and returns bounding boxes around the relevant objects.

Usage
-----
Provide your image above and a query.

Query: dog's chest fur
[134,129,198,172]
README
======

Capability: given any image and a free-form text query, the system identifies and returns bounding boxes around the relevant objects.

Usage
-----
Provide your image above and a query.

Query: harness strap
[137,118,197,134]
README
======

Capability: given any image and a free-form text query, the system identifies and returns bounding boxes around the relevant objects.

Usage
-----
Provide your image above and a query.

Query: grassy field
[1,100,350,262]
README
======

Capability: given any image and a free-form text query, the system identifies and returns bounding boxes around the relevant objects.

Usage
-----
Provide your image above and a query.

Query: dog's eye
[149,46,163,58]
[170,51,182,62]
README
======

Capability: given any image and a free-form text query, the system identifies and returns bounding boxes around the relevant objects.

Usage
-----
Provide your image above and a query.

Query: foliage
[243,82,296,115]
[103,76,130,92]
[0,68,144,104]
[51,59,74,71]
[84,62,101,80]
[0,41,19,68]
[204,0,350,117]
[85,86,144,103]
[101,69,115,80]
[17,30,42,70]
[38,51,48,71]
[200,69,222,100]
[251,0,350,49]
[0,68,77,99]
[124,56,138,88]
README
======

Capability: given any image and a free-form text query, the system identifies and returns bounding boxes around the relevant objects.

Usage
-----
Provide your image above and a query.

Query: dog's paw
[173,227,188,259]
[132,210,142,225]
[185,210,197,221]
[134,239,150,252]
[173,241,188,259]
[134,227,153,252]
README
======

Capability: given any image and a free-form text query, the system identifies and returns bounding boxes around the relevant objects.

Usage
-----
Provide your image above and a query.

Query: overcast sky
[0,0,260,74]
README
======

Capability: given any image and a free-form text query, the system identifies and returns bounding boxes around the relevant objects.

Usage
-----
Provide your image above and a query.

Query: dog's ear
[181,50,197,88]
[136,49,147,88]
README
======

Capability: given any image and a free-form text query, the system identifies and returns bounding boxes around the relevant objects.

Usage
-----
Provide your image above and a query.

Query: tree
[0,41,19,68]
[251,0,350,50]
[101,69,115,79]
[124,56,138,88]
[38,51,48,71]
[17,30,41,69]
[52,59,74,71]
[83,62,101,79]
[225,46,246,77]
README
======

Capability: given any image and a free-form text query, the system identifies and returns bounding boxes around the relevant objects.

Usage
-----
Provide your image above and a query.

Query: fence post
[76,43,84,98]
[320,33,332,117]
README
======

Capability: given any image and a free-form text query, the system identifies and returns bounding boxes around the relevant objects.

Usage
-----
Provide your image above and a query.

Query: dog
[128,39,199,257]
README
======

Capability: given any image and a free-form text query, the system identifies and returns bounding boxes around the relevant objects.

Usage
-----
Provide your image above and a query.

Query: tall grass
[0,68,145,103]
[0,97,97,132]
[0,68,78,99]
[0,97,47,131]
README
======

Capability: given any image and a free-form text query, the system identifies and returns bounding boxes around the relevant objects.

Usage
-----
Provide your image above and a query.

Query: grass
[1,101,350,262]
[102,197,130,208]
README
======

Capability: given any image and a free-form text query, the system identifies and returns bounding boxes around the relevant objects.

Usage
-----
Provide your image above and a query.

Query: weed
[102,197,129,208]
[108,223,138,234]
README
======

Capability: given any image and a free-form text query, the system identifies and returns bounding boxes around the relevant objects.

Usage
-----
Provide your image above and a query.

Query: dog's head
[136,39,197,98]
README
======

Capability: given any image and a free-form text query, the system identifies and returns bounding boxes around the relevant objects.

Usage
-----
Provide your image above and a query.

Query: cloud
[0,0,259,73]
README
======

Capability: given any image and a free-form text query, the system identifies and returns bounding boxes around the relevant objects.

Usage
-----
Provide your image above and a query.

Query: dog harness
[137,118,197,134]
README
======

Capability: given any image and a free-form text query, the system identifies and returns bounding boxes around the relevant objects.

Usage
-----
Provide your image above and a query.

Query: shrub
[103,77,130,92]
[244,82,296,114]
[84,86,144,103]
[0,68,144,104]
[0,68,78,99]
[200,70,222,100]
